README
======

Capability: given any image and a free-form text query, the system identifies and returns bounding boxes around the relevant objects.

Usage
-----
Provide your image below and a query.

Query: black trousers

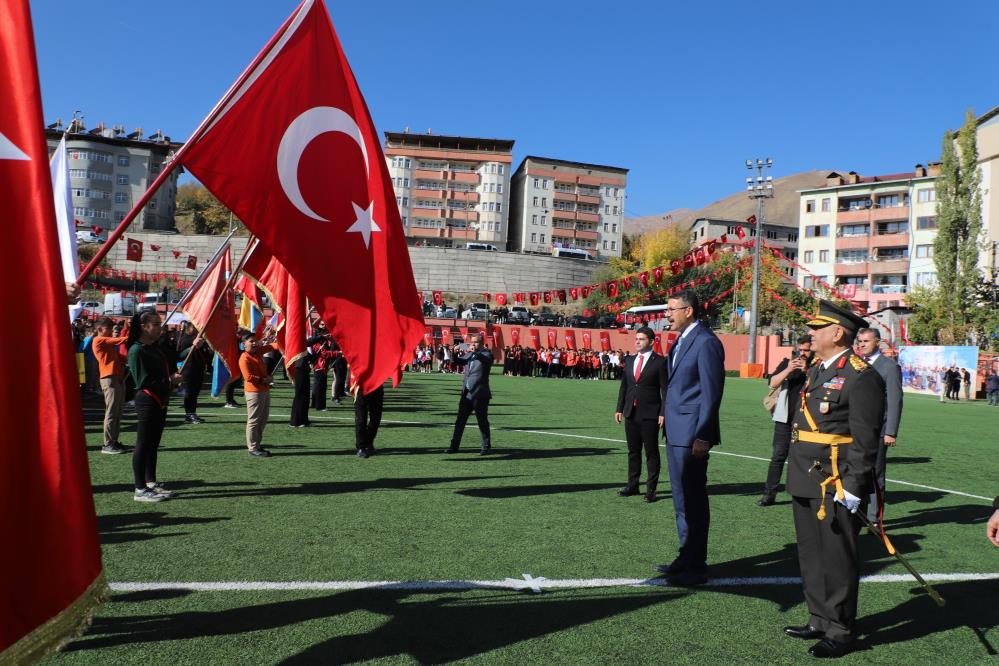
[332,360,347,400]
[763,421,792,498]
[624,416,660,493]
[182,372,203,415]
[289,365,311,426]
[866,438,889,521]
[353,386,384,450]
[133,392,166,490]
[792,495,862,643]
[226,378,242,404]
[450,391,490,450]
[311,371,328,410]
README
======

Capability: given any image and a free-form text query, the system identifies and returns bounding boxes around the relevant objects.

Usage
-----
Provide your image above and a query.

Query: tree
[631,225,689,270]
[175,183,243,235]
[933,109,984,340]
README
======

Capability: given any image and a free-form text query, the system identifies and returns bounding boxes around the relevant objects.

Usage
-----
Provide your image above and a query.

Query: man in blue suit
[655,289,725,586]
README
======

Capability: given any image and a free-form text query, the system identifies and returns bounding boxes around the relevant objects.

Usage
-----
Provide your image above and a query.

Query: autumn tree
[175,183,243,235]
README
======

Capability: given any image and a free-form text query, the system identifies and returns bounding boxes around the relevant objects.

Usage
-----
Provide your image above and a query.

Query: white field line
[82,409,993,502]
[109,572,999,593]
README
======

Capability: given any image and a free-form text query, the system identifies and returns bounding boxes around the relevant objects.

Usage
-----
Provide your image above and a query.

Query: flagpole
[178,235,259,375]
[162,229,237,330]
[74,1,307,286]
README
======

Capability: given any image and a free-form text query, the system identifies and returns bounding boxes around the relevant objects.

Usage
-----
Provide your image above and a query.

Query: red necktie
[634,354,644,381]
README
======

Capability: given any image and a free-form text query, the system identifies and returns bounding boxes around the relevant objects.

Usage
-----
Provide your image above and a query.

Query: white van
[137,292,160,314]
[75,230,103,244]
[552,247,592,260]
[466,243,498,252]
[103,293,136,316]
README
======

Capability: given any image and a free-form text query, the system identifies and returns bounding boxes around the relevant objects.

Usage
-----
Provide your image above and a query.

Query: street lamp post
[745,158,774,365]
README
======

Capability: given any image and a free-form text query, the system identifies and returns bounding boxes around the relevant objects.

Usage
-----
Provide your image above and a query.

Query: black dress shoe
[249,449,272,458]
[807,638,852,658]
[644,493,657,503]
[784,625,824,640]
[666,571,707,587]
[654,559,686,576]
[479,446,491,455]
[445,447,459,454]
[356,449,370,458]
[757,495,776,507]
[618,487,640,497]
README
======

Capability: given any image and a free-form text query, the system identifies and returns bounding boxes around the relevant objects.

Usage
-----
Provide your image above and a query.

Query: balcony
[575,229,599,241]
[451,171,480,184]
[449,190,479,203]
[577,194,600,205]
[834,234,870,250]
[836,209,871,223]
[447,210,478,222]
[552,227,574,239]
[553,211,576,222]
[445,227,476,240]
[871,205,909,221]
[411,207,444,218]
[409,226,443,238]
[870,284,908,295]
[413,187,445,199]
[834,262,869,277]
[554,190,575,202]
[413,169,444,180]
[576,211,600,223]
[870,259,909,274]
[871,232,909,248]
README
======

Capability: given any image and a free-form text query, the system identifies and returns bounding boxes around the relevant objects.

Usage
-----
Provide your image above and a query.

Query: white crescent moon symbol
[277,106,370,222]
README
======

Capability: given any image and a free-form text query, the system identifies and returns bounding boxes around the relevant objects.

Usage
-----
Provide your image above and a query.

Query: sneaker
[146,483,176,498]
[185,414,204,424]
[356,448,370,458]
[134,488,165,502]
[249,448,272,457]
[223,402,239,409]
[101,444,129,455]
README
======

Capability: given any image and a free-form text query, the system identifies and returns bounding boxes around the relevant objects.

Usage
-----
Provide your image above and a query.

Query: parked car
[508,306,531,324]
[535,312,561,326]
[466,242,498,252]
[596,314,620,329]
[75,230,103,244]
[461,302,489,320]
[103,293,136,316]
[441,307,457,319]
[566,315,596,328]
[137,292,160,314]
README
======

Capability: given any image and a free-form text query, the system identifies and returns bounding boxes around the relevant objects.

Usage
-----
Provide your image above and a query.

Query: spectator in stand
[239,331,277,457]
[127,312,180,502]
[92,317,131,454]
[177,322,211,424]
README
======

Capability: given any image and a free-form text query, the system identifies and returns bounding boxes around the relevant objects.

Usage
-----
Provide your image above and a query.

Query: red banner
[186,255,198,270]
[440,327,452,346]
[126,237,143,262]
[582,331,592,349]
[569,287,579,300]
[433,290,443,306]
[543,291,552,304]
[423,327,433,347]
[529,328,541,350]
[652,334,663,355]
[510,327,520,346]
[547,329,557,348]
[565,330,576,350]
[529,292,540,306]
[599,330,611,351]
[491,328,503,349]
[495,293,507,306]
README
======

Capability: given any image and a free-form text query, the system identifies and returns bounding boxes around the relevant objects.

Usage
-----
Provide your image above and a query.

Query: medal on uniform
[790,426,799,443]
[819,401,830,414]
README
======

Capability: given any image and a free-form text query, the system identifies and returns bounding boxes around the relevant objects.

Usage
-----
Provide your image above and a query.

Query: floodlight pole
[746,158,774,365]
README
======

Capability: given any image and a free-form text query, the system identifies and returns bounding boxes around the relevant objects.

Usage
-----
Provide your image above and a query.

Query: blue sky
[32,0,999,217]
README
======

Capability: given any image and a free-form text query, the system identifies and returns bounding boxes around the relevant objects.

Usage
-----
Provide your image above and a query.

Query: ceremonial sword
[808,461,946,607]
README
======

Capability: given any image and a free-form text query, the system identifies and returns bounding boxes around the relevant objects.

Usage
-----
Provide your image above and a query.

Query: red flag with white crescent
[179,0,424,394]
[564,330,577,350]
[241,242,309,377]
[181,245,241,382]
[510,327,520,346]
[547,329,557,348]
[569,287,579,300]
[126,237,143,262]
[440,327,452,347]
[495,293,507,306]
[599,331,611,351]
[1,1,105,657]
[529,328,541,350]
[582,331,592,349]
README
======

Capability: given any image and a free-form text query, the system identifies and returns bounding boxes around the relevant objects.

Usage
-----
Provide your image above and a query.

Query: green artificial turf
[44,371,999,664]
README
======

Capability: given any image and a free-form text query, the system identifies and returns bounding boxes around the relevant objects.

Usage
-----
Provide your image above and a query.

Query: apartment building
[797,167,940,311]
[45,119,181,232]
[977,106,999,277]
[508,157,628,259]
[383,131,513,249]
[689,216,799,279]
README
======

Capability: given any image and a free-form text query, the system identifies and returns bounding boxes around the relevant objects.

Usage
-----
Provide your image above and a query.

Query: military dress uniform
[786,301,885,654]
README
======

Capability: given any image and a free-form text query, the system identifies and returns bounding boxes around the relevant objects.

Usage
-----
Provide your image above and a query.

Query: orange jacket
[239,344,275,393]
[92,335,129,378]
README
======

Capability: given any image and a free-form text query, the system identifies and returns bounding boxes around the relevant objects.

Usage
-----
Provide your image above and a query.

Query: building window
[540,234,546,244]
[916,188,936,203]
[819,250,829,263]
[603,223,609,232]
[805,224,829,237]
[726,225,737,235]
[821,198,831,212]
[915,244,934,258]
[766,230,778,239]
[496,203,502,213]
[401,215,407,226]
[115,211,125,222]
[543,179,549,189]
[532,196,538,206]
[603,240,608,249]
[612,205,618,215]
[604,205,610,214]
[803,250,814,263]
[531,233,537,243]
[149,199,157,210]
[915,272,936,286]
[877,194,900,208]
[611,223,617,233]
[498,164,503,175]
[532,214,537,225]
[917,216,937,229]
[877,221,908,235]
[533,178,540,188]
[116,174,129,185]
[836,249,867,263]
[541,197,547,207]
[611,241,617,250]
[805,199,815,213]
[117,155,130,167]
[787,233,798,242]
[114,192,128,204]
[497,183,503,194]
[839,223,869,237]
[541,216,547,226]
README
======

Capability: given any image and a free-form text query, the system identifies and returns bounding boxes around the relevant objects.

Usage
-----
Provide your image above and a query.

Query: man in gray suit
[855,328,903,525]
[447,333,493,455]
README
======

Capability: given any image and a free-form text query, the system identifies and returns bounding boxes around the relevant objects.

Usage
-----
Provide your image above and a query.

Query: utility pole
[745,158,774,365]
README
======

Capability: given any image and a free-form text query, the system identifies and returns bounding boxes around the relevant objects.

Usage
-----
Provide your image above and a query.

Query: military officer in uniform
[783,300,885,659]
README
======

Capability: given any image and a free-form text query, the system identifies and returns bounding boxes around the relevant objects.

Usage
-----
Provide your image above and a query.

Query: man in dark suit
[615,326,667,502]
[447,333,493,455]
[854,328,903,525]
[655,289,725,587]
[783,300,884,659]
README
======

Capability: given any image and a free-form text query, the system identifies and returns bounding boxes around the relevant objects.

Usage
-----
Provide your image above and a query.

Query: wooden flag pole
[75,1,308,285]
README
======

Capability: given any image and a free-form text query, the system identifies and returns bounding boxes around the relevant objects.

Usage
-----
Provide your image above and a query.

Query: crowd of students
[501,346,626,380]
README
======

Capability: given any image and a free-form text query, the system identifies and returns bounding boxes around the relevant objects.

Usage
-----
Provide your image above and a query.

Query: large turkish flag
[181,245,241,384]
[180,0,423,394]
[0,1,105,659]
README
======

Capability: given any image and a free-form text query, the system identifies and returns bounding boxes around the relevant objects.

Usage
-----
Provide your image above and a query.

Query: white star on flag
[0,131,30,161]
[346,201,380,248]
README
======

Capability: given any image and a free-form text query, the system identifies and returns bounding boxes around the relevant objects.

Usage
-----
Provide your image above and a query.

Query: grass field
[45,370,999,664]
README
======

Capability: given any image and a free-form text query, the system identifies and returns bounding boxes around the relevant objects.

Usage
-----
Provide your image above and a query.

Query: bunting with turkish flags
[638,271,649,288]
[179,0,424,394]
[569,287,579,300]
[1,1,106,659]
[241,242,310,377]
[423,327,433,348]
[181,245,241,384]
[606,281,619,298]
[529,292,540,306]
[653,266,665,283]
[557,288,567,304]
[514,293,526,304]
[126,237,143,261]
[186,255,198,270]
[439,327,451,347]
[495,293,507,306]
[543,291,552,304]
[432,291,443,306]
